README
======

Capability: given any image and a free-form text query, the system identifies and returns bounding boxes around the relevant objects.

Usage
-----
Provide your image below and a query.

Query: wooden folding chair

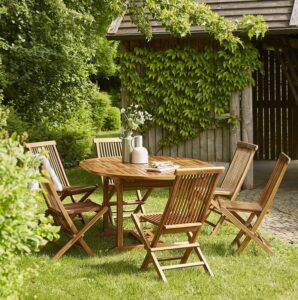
[132,167,224,282]
[26,141,98,204]
[206,141,258,235]
[217,152,290,255]
[40,170,108,260]
[94,138,152,224]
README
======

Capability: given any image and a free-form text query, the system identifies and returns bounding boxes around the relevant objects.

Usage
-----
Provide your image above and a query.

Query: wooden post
[230,91,241,159]
[241,85,254,189]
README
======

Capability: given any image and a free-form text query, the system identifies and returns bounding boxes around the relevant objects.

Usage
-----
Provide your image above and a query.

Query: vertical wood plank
[200,131,208,161]
[275,49,282,157]
[215,128,223,161]
[230,91,241,160]
[155,125,163,155]
[252,71,258,156]
[148,125,156,155]
[241,84,254,189]
[263,50,270,159]
[269,51,276,160]
[185,139,193,158]
[282,66,288,154]
[177,141,185,157]
[192,132,200,159]
[207,129,215,161]
[222,127,230,162]
[257,51,264,160]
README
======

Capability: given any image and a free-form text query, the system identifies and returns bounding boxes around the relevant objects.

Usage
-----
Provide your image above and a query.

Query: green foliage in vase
[0,106,60,299]
[120,45,262,146]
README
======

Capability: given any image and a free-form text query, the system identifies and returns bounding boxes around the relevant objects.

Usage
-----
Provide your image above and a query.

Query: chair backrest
[220,141,258,200]
[258,152,290,211]
[160,167,224,227]
[26,140,69,187]
[94,137,122,158]
[40,171,74,230]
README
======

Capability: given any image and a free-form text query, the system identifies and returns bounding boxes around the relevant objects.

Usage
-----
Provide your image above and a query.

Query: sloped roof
[107,0,298,40]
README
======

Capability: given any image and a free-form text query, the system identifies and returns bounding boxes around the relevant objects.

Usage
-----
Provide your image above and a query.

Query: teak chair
[206,141,258,235]
[40,170,108,260]
[94,138,152,223]
[132,167,224,282]
[218,152,290,255]
[26,141,98,204]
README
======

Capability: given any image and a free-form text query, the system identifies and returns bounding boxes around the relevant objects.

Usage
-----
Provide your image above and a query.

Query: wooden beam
[230,92,241,160]
[241,85,254,189]
[290,0,298,26]
[108,16,123,34]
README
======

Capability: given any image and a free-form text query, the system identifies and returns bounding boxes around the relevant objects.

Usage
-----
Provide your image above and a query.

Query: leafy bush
[6,107,30,135]
[103,106,121,131]
[28,104,94,167]
[89,91,111,131]
[0,106,59,299]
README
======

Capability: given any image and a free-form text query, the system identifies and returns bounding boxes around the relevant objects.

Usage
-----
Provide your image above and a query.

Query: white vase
[122,131,133,163]
[131,135,148,164]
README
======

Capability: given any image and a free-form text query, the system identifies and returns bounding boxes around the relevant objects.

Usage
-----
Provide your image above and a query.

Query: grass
[20,167,298,299]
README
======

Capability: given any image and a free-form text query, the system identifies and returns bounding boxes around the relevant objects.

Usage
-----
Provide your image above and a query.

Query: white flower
[120,108,126,114]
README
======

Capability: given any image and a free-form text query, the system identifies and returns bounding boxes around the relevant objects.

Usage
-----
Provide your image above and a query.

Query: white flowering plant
[120,104,153,135]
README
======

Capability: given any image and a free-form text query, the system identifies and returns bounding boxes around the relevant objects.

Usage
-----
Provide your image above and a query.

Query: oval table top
[80,156,211,181]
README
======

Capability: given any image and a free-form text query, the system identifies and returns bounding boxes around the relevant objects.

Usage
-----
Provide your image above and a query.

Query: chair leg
[53,235,93,260]
[134,188,153,214]
[150,252,167,282]
[194,246,214,277]
[210,215,225,236]
[221,207,272,255]
[141,252,152,270]
[231,213,255,245]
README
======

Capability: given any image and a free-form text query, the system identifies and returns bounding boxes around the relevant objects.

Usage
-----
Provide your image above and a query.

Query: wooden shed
[107,0,298,188]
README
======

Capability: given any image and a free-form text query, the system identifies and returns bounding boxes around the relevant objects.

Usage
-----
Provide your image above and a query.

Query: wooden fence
[253,49,298,160]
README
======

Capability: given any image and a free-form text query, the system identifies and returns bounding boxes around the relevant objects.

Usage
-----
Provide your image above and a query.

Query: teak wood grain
[80,156,212,250]
[80,156,211,181]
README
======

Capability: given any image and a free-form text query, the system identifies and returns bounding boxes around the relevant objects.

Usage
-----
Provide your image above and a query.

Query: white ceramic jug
[131,135,148,164]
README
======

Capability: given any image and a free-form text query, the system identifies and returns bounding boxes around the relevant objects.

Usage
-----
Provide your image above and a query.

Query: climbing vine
[120,1,267,147]
[120,44,262,146]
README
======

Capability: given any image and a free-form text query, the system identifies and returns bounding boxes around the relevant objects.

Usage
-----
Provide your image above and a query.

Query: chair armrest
[214,187,234,196]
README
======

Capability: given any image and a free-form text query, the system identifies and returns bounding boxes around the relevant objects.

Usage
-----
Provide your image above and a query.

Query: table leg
[114,178,124,249]
[103,177,110,232]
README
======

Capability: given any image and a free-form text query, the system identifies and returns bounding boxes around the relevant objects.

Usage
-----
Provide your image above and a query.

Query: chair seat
[140,213,163,225]
[61,185,97,197]
[64,200,102,215]
[218,199,263,213]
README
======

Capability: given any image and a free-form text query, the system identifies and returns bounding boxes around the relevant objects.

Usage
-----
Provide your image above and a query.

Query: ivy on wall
[120,44,262,146]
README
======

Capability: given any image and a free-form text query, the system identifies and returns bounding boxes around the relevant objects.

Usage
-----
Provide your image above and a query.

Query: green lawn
[20,167,298,299]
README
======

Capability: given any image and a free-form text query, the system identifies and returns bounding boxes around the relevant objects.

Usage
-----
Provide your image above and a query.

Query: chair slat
[26,141,69,187]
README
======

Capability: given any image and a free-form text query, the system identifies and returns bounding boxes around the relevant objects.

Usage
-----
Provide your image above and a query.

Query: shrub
[88,91,111,131]
[6,107,30,135]
[0,106,59,299]
[28,105,94,167]
[103,106,121,131]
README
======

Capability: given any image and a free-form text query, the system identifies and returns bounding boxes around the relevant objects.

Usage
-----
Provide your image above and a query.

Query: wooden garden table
[80,156,210,251]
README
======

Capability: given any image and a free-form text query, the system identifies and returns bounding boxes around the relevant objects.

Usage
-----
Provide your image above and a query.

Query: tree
[0,0,119,123]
